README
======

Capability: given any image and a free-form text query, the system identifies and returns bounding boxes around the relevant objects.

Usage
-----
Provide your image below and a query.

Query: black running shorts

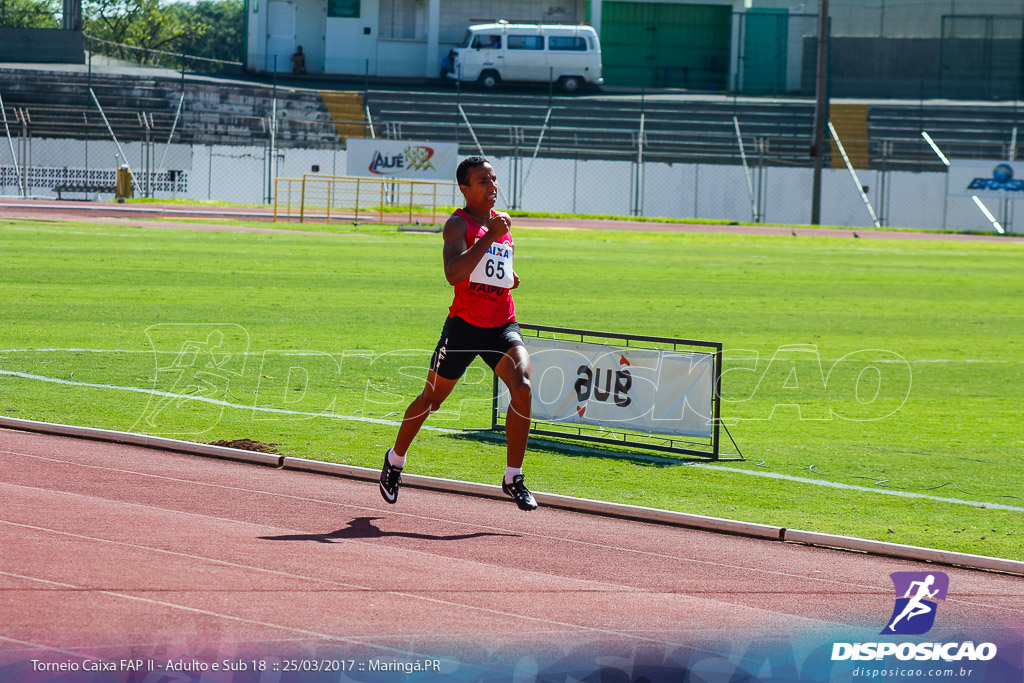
[429,315,525,380]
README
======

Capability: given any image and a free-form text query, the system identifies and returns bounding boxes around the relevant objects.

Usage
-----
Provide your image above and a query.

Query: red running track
[1,427,1021,681]
[3,198,1023,242]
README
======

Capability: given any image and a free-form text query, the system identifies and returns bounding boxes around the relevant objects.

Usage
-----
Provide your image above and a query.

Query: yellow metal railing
[274,175,460,224]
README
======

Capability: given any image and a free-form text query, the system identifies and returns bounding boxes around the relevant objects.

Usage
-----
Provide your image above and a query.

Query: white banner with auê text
[346,139,458,180]
[499,336,715,439]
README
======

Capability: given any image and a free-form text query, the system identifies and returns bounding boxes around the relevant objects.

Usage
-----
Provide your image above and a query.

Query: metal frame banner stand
[0,90,25,197]
[733,115,759,223]
[828,121,881,228]
[489,324,740,461]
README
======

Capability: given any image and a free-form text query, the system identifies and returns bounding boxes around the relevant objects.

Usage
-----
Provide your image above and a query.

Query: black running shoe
[501,474,538,511]
[379,451,402,504]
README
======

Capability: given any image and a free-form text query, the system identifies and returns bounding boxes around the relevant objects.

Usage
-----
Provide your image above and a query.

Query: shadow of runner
[258,516,520,543]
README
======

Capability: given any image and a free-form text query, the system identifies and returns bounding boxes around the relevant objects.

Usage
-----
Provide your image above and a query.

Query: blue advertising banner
[948,160,1024,199]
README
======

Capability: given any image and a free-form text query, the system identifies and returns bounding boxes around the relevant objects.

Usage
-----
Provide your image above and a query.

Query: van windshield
[462,31,472,47]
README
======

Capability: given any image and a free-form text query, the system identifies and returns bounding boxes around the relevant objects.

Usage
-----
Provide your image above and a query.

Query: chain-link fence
[1,66,1022,232]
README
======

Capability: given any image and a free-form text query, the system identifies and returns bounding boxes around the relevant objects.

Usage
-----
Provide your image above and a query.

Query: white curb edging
[782,530,1024,576]
[283,456,786,540]
[0,416,282,467]
[2,416,1021,576]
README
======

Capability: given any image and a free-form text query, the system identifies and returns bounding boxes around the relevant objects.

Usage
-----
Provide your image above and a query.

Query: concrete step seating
[367,89,1024,171]
[319,90,369,140]
[3,66,1021,172]
[868,104,1023,171]
[0,69,339,146]
[829,103,870,169]
[365,89,816,164]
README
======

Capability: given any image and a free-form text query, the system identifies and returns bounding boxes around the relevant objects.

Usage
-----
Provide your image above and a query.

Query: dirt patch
[208,438,281,454]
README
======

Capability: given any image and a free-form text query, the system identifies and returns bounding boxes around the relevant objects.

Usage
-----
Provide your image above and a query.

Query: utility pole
[810,0,830,225]
[62,0,82,30]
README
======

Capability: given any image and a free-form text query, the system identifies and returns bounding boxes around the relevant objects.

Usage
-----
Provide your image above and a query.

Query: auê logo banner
[368,145,434,175]
[948,160,1024,198]
[346,139,458,180]
[497,336,716,439]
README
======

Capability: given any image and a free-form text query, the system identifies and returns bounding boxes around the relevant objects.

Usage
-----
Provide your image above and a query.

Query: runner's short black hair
[457,156,490,186]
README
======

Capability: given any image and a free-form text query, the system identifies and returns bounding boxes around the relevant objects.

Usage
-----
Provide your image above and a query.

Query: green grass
[129,196,1004,236]
[1,217,1022,559]
[509,210,1005,236]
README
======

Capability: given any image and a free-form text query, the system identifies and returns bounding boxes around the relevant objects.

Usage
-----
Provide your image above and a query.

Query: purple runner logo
[881,571,949,635]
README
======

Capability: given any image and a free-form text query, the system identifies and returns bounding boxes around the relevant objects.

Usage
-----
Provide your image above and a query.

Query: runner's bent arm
[442,213,511,285]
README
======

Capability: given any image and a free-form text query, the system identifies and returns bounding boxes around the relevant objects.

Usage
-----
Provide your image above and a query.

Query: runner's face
[461,163,498,210]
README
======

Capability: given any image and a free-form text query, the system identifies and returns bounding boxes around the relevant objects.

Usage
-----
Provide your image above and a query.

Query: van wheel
[478,71,501,89]
[560,76,582,93]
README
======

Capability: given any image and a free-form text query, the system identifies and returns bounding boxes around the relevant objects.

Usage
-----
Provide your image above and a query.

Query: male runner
[379,156,537,511]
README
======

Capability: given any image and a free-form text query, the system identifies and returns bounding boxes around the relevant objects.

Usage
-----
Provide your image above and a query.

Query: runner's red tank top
[448,208,516,328]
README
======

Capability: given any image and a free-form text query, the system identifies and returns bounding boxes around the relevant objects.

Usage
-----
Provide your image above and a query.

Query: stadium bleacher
[0,66,1021,172]
[0,68,338,146]
[365,89,816,164]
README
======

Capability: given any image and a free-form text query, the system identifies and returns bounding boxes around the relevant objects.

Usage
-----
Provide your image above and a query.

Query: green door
[601,2,731,89]
[742,9,788,95]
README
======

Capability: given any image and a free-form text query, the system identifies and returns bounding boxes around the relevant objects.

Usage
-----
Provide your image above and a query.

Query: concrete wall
[0,29,84,64]
[751,0,1024,38]
[802,36,1024,100]
[296,0,328,74]
[324,0,381,74]
[2,137,1013,232]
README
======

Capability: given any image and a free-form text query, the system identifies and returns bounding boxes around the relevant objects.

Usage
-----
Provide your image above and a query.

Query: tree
[82,0,244,70]
[168,0,244,69]
[83,0,205,64]
[0,0,60,28]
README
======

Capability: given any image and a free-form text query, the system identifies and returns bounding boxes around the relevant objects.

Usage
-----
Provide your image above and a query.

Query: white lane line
[685,467,1024,513]
[2,383,1020,512]
[2,370,1022,514]
[0,634,116,661]
[0,481,858,642]
[0,518,739,652]
[0,449,889,587]
[0,635,318,655]
[0,478,747,624]
[3,368,1020,512]
[0,569,468,667]
[0,370,456,433]
[3,417,1019,517]
[6,459,1020,623]
[0,477,633,597]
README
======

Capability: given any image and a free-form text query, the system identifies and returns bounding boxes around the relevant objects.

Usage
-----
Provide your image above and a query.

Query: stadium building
[243,0,1024,98]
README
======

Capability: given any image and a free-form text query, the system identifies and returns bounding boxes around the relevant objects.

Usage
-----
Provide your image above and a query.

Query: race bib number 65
[470,242,514,289]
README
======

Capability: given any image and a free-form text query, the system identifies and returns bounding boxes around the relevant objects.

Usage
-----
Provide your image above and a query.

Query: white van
[446,23,602,92]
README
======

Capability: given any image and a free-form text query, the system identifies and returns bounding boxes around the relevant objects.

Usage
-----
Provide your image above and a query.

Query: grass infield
[1,216,1021,560]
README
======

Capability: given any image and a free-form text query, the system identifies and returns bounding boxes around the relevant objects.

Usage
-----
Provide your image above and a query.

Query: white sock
[388,447,406,469]
[504,466,522,484]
